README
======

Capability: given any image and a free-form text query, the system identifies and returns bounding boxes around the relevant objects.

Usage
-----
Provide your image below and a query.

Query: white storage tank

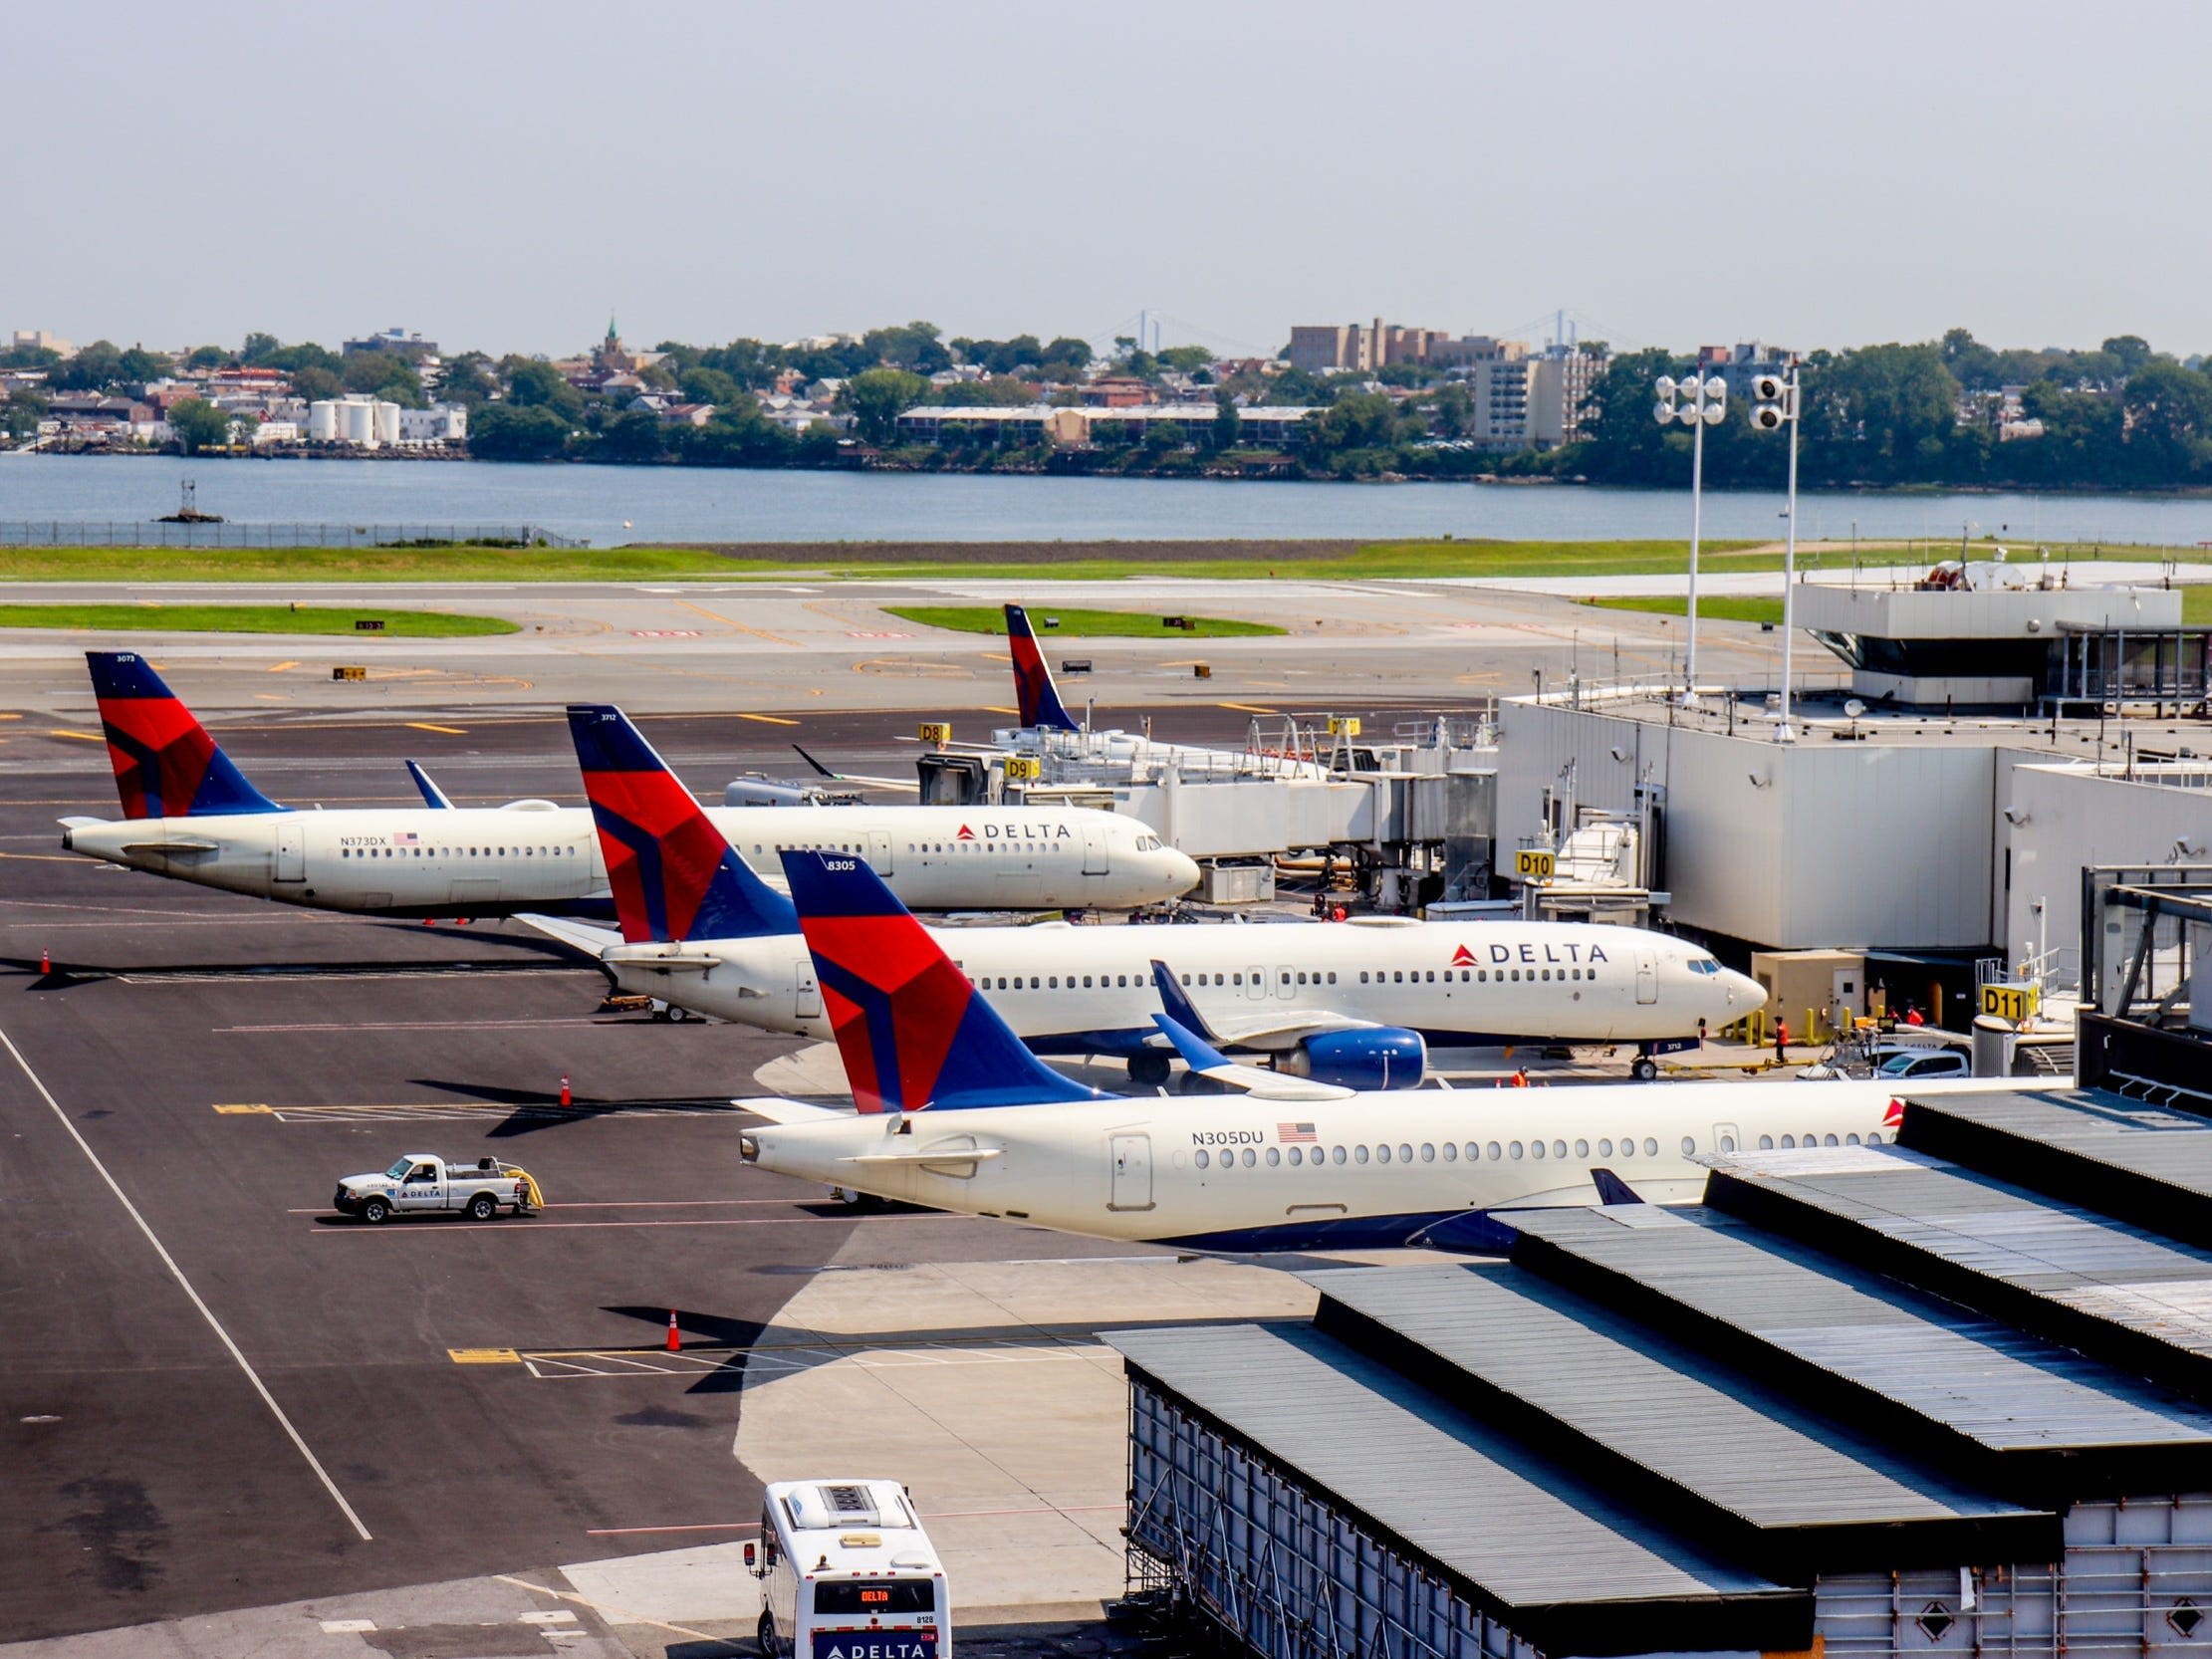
[307,400,339,442]
[372,400,400,446]
[339,399,377,446]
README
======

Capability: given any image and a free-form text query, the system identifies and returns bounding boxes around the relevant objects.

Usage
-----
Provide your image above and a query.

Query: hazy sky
[8,1,2205,360]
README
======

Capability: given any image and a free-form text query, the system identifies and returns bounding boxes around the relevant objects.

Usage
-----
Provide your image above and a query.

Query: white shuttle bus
[747,1479,948,1659]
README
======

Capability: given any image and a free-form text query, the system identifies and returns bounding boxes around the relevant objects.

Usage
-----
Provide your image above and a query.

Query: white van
[746,1479,948,1659]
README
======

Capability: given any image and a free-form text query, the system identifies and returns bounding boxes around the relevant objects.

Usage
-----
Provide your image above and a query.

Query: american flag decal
[1278,1122,1317,1144]
[394,831,418,846]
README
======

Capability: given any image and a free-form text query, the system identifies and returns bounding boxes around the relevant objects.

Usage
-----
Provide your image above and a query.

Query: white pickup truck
[333,1154,543,1224]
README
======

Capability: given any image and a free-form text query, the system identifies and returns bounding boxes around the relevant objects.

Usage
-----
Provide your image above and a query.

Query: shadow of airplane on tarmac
[408,1076,762,1138]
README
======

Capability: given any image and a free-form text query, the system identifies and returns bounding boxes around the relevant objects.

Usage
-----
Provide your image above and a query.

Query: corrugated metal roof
[1108,1321,1808,1653]
[1704,1138,2212,1394]
[1903,1089,2212,1251]
[1509,1205,2212,1502]
[1308,1263,2052,1576]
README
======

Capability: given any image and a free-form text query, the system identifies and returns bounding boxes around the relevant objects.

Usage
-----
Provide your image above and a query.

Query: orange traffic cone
[665,1310,681,1353]
[559,1073,572,1108]
[39,948,49,974]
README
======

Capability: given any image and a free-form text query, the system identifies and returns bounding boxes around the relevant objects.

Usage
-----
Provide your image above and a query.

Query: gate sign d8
[918,722,951,745]
[1981,983,2039,1023]
[1515,849,1556,880]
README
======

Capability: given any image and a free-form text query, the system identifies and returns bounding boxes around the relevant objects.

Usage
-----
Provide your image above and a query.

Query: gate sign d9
[1515,849,1556,880]
[1003,756,1041,782]
[1981,983,2039,1023]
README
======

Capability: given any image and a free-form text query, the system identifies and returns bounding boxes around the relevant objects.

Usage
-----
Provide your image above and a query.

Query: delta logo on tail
[85,651,284,820]
[781,848,1095,1113]
[1003,604,1079,733]
[1883,1097,1906,1128]
[567,704,796,945]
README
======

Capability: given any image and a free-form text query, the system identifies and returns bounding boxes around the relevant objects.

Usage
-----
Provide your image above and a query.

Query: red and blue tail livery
[567,704,797,944]
[87,651,284,820]
[1004,604,1079,733]
[781,848,1097,1112]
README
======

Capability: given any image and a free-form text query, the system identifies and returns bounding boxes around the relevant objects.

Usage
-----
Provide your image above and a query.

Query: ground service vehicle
[333,1154,542,1224]
[745,1479,947,1659]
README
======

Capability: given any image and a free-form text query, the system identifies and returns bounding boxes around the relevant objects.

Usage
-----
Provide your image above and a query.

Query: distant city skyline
[6,0,2207,359]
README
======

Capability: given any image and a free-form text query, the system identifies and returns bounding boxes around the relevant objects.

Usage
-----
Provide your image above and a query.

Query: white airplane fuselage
[738,1076,2030,1252]
[588,918,1762,1053]
[61,803,1198,917]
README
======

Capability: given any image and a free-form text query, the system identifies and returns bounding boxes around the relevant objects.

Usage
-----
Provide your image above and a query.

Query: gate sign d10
[917,722,951,745]
[1003,755,1042,782]
[1981,983,2039,1023]
[1515,849,1556,880]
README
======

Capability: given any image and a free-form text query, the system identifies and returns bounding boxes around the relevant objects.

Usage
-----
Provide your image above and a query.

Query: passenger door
[396,1162,446,1213]
[865,830,892,875]
[794,961,822,1020]
[1107,1133,1153,1211]
[1244,965,1267,1001]
[275,820,305,883]
[1082,825,1107,874]
[1635,949,1657,1005]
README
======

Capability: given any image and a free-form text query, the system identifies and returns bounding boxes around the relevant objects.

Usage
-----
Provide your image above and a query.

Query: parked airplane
[60,653,1198,918]
[529,706,1762,1084]
[737,851,2039,1250]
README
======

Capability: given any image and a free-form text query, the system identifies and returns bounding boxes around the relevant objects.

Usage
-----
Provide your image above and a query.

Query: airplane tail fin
[85,650,284,820]
[780,848,1097,1113]
[405,760,453,809]
[1590,1168,1644,1206]
[1004,604,1080,732]
[566,704,798,945]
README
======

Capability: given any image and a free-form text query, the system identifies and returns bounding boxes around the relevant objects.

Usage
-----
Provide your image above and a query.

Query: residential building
[396,405,467,444]
[892,402,1318,450]
[10,329,72,356]
[1467,345,1603,446]
[1080,375,1155,407]
[1288,320,1448,374]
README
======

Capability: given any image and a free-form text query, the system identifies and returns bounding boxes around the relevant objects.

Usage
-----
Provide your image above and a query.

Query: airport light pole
[1654,372,1726,705]
[1749,363,1803,741]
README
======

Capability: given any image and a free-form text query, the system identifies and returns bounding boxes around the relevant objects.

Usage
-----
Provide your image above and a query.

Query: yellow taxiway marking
[449,1348,522,1364]
[671,597,802,648]
[983,705,1019,716]
[0,711,22,719]
[1216,702,1279,716]
[267,660,299,672]
[734,712,800,726]
[48,729,102,742]
[0,851,86,862]
[213,1103,273,1114]
[406,721,468,735]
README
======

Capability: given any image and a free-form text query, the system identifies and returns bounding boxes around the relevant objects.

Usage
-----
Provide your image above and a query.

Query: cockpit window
[1686,957,1722,975]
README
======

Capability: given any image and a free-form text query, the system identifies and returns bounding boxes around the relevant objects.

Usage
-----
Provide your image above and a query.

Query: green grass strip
[884,604,1283,638]
[0,603,518,636]
[1583,594,1786,625]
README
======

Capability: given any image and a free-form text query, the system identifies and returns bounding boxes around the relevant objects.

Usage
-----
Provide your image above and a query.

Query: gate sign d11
[1980,982,2040,1023]
[1515,849,1556,880]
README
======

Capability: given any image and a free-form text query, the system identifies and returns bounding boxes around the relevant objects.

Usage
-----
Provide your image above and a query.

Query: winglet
[1148,959,1225,1046]
[792,744,838,780]
[1590,1167,1643,1206]
[1150,1011,1232,1074]
[1005,604,1080,732]
[405,761,453,810]
[85,650,285,819]
[781,849,1098,1113]
[567,704,798,945]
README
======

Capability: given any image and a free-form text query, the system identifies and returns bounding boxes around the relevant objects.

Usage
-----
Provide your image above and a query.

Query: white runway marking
[0,1025,372,1540]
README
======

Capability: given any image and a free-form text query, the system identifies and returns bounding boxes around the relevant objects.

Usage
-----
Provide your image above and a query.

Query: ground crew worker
[1775,1017,1790,1063]
[1511,1067,1530,1087]
[1903,1003,1925,1027]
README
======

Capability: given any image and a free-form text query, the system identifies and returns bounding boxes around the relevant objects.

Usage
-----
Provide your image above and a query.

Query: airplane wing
[510,913,622,959]
[1151,1015,1356,1102]
[1194,1008,1390,1050]
[792,744,919,794]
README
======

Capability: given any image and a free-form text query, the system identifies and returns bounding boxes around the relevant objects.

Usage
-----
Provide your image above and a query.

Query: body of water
[3,452,2210,549]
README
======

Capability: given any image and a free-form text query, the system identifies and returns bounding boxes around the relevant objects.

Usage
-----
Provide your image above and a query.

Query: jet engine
[1277,1028,1426,1090]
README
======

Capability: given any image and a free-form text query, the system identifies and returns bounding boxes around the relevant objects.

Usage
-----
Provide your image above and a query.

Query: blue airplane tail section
[1005,604,1080,732]
[781,849,1097,1113]
[86,650,285,820]
[567,704,798,944]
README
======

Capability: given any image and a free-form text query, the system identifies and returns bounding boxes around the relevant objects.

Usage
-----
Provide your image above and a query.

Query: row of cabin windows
[1188,1128,1887,1170]
[341,844,578,859]
[744,841,1060,856]
[957,967,1598,992]
[1359,967,1597,985]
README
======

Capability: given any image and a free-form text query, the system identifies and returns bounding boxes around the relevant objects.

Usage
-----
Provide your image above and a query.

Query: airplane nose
[1724,970,1767,1010]
[1164,848,1200,893]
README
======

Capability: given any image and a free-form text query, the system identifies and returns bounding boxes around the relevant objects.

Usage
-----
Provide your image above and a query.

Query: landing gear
[1631,1055,1659,1082]
[1128,1051,1171,1089]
